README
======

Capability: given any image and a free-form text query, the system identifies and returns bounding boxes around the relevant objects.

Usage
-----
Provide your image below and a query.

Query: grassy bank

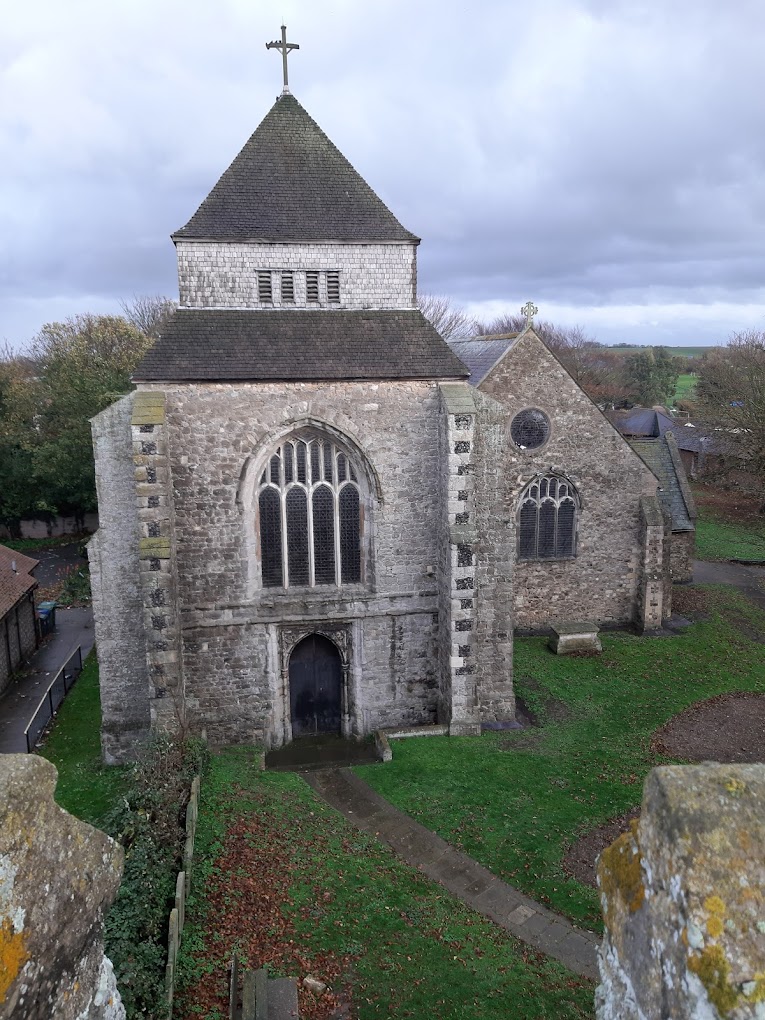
[356,586,765,930]
[176,747,594,1020]
[39,651,128,823]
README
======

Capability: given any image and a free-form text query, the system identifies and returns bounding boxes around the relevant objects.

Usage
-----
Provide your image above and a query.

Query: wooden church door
[289,635,342,737]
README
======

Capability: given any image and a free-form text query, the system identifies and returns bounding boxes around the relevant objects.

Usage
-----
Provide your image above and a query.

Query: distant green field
[673,373,697,403]
[608,345,712,358]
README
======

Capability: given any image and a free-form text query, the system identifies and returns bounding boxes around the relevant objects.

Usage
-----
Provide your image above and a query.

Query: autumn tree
[475,312,630,406]
[696,331,765,485]
[0,350,42,530]
[0,315,153,527]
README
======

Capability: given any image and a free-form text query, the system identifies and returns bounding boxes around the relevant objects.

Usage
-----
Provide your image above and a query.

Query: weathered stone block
[0,755,124,1019]
[597,763,765,1020]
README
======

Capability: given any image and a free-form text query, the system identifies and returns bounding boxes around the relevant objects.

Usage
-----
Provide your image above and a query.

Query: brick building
[90,91,672,763]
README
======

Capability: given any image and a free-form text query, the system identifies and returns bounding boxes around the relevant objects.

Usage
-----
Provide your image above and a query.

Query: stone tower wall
[176,240,417,310]
[89,395,151,763]
[142,378,449,747]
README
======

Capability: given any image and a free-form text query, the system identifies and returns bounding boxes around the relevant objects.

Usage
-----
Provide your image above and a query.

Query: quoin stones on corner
[89,30,686,762]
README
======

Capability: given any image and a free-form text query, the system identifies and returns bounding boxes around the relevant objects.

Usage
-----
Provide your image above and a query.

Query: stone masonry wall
[176,241,417,310]
[141,379,446,748]
[437,384,515,732]
[635,496,672,631]
[437,384,481,734]
[597,763,765,1020]
[671,530,696,583]
[0,755,124,1020]
[89,395,151,763]
[129,391,186,742]
[478,331,660,630]
[472,388,516,721]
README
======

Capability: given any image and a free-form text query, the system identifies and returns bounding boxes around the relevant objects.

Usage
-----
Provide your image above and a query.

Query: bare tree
[120,294,176,339]
[696,331,765,489]
[417,294,478,341]
[473,312,630,405]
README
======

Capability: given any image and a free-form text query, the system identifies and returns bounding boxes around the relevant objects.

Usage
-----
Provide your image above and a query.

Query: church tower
[89,34,517,762]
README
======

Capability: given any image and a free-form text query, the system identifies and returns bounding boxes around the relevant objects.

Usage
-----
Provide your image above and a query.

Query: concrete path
[0,607,95,753]
[304,768,600,981]
[693,559,765,611]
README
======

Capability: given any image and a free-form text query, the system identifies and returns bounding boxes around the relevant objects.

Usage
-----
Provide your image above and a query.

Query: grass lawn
[38,651,128,825]
[356,586,765,930]
[692,485,765,562]
[176,747,594,1020]
[672,372,696,404]
[695,517,765,561]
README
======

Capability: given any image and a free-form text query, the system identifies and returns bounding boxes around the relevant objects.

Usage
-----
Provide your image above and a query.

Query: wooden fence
[165,774,200,1015]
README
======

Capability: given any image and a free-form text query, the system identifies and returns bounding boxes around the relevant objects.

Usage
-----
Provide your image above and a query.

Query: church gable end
[474,329,664,631]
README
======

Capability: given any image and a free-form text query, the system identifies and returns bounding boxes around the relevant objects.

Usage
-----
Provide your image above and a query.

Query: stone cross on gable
[266,25,300,94]
[521,301,538,329]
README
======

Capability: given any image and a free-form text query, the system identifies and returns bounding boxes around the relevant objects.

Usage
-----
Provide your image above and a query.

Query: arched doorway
[289,635,343,738]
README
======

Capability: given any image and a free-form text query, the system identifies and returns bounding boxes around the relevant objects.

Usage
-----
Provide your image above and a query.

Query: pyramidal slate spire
[174,94,419,243]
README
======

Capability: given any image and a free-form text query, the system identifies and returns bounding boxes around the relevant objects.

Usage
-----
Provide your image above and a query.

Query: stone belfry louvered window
[306,271,320,303]
[280,271,295,303]
[257,271,273,303]
[518,475,577,560]
[326,271,341,303]
[257,432,363,587]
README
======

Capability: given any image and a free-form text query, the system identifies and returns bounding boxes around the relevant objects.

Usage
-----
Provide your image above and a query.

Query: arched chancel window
[257,433,363,587]
[518,475,577,560]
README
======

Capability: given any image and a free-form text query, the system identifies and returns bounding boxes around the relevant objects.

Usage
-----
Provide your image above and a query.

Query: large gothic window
[257,433,363,588]
[518,475,578,560]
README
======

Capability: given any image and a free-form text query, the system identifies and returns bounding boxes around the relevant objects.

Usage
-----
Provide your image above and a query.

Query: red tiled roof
[0,545,38,618]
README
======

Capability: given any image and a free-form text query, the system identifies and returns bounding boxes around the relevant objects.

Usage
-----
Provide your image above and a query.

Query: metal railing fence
[23,645,83,753]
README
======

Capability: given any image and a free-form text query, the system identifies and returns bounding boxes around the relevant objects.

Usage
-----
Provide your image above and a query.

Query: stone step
[235,967,300,1020]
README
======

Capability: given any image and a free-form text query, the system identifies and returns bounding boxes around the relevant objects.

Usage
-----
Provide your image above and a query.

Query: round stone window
[510,409,550,450]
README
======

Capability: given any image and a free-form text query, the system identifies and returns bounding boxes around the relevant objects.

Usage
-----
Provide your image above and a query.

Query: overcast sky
[3,0,765,349]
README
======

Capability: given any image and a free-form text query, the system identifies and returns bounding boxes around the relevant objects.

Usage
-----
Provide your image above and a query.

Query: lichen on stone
[0,918,28,1004]
[688,943,738,1015]
[598,819,645,926]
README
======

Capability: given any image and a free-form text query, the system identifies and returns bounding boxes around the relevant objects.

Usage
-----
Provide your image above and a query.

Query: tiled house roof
[174,94,419,243]
[134,309,469,382]
[0,545,38,618]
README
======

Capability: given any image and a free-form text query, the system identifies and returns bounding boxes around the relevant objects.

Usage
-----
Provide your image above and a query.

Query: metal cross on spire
[521,301,538,329]
[266,25,300,94]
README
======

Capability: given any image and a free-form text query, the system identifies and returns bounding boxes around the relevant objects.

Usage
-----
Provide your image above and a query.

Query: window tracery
[518,475,577,560]
[257,433,363,587]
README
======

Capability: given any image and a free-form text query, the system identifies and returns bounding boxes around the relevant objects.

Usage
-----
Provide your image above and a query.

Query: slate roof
[607,407,726,456]
[447,334,520,386]
[174,94,418,243]
[629,435,697,532]
[134,309,469,382]
[0,545,38,618]
[604,407,676,438]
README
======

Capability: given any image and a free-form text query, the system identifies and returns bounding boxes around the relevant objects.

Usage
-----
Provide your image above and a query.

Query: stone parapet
[0,755,124,1020]
[597,763,765,1020]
